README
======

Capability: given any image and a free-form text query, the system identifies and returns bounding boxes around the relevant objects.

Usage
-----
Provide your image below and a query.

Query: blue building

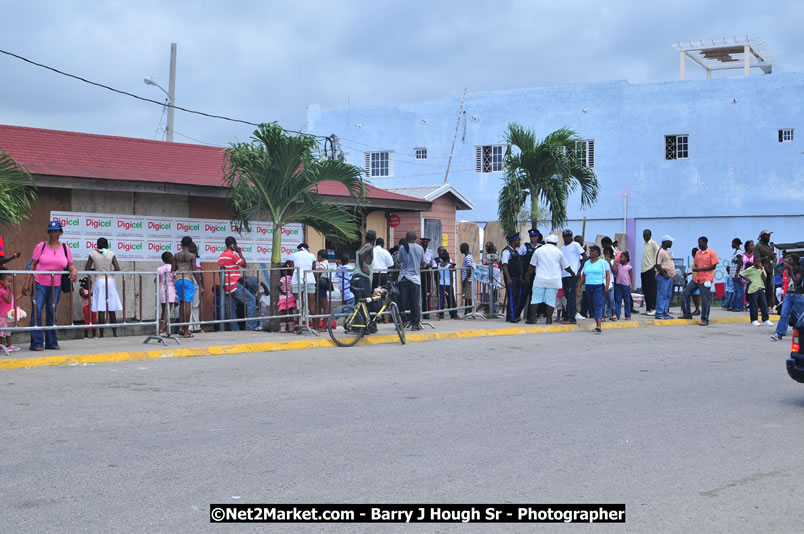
[306,70,804,286]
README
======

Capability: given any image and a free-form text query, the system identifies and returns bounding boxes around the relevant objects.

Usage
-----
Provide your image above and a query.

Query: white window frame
[567,139,595,168]
[364,151,394,178]
[779,128,794,142]
[475,144,506,173]
[665,134,689,160]
[415,147,428,160]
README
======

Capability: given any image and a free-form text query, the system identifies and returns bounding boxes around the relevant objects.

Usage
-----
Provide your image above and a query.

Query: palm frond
[0,151,37,225]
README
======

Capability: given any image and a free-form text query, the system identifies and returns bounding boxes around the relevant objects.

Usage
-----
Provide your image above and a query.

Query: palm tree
[223,123,366,325]
[0,150,37,225]
[497,124,599,236]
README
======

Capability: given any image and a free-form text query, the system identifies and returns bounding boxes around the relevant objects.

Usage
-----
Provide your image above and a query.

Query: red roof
[0,124,423,203]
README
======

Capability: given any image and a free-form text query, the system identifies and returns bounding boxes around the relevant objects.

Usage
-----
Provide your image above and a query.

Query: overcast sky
[1,0,802,148]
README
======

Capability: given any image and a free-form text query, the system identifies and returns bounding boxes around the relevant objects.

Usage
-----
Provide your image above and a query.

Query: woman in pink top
[614,251,635,320]
[157,251,177,334]
[22,220,78,351]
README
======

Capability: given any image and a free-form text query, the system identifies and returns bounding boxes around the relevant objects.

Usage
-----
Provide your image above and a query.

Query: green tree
[223,123,366,323]
[497,124,599,236]
[0,150,37,225]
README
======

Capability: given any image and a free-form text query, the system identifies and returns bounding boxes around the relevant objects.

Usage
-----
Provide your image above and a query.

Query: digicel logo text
[177,222,200,232]
[57,217,80,227]
[280,227,300,236]
[205,244,226,253]
[66,241,80,249]
[257,245,272,255]
[85,218,112,229]
[148,221,172,231]
[205,223,227,234]
[148,243,171,252]
[118,242,144,252]
[85,242,99,249]
[118,220,143,230]
[256,226,271,236]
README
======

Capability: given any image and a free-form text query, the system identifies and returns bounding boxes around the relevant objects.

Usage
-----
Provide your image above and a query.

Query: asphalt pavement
[1,322,802,533]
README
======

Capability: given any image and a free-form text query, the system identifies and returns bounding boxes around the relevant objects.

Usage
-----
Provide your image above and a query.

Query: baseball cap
[759,229,772,236]
[545,235,559,244]
[562,229,573,236]
[661,234,675,242]
[47,220,63,232]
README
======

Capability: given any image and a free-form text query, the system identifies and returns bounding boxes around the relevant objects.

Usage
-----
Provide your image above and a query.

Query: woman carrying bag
[22,220,78,351]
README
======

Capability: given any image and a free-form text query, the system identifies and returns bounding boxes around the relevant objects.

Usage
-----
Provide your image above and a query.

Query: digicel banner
[51,211,302,262]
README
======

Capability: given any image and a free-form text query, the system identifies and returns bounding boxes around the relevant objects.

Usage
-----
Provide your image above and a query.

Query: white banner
[51,211,303,263]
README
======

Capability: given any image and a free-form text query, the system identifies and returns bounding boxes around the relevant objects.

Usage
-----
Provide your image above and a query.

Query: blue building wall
[307,73,804,285]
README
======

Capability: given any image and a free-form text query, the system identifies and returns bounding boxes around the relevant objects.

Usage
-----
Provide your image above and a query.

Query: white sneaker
[751,320,761,326]
[575,313,585,321]
[644,310,655,316]
[763,320,775,327]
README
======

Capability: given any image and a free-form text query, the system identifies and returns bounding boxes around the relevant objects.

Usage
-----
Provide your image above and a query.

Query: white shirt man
[290,244,317,288]
[371,239,395,273]
[525,235,574,324]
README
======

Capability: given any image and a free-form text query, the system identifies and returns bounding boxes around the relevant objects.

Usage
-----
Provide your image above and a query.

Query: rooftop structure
[673,36,775,79]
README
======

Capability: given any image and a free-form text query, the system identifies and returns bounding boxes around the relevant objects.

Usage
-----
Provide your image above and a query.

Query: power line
[172,130,225,147]
[0,48,328,140]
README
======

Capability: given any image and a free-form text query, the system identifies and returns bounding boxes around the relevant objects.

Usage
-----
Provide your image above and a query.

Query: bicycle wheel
[390,302,406,345]
[328,305,364,347]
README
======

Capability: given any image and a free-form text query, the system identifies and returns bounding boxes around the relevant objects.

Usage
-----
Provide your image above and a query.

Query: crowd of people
[496,227,803,338]
[0,220,801,352]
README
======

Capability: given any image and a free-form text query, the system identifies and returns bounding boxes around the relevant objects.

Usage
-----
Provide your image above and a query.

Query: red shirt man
[217,236,247,293]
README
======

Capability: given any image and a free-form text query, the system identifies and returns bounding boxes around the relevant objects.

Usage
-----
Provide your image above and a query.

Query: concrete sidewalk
[0,307,782,370]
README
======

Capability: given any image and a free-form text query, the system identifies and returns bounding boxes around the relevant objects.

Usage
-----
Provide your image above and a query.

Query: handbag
[60,243,73,293]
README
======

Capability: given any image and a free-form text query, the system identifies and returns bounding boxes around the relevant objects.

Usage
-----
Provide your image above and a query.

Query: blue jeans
[776,293,804,338]
[225,285,258,331]
[30,282,62,349]
[655,274,673,318]
[605,287,615,317]
[682,280,712,321]
[747,291,769,323]
[731,278,745,311]
[614,283,632,319]
[585,284,605,320]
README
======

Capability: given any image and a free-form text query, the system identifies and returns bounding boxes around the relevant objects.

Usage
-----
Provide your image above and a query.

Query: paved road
[1,324,802,533]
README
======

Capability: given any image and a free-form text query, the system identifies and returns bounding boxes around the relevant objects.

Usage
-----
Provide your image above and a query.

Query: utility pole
[166,43,177,142]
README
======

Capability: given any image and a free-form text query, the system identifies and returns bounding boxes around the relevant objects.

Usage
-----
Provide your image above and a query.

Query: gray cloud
[1,0,801,147]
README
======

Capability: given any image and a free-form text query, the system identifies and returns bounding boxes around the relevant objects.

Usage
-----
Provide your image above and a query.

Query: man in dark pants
[641,229,659,315]
[501,233,524,323]
[398,230,425,330]
[756,229,777,308]
[520,229,541,321]
[561,229,586,324]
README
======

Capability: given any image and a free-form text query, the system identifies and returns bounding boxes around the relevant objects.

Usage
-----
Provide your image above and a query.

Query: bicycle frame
[345,296,389,330]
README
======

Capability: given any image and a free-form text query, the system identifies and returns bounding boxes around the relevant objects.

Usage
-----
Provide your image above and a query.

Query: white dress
[90,250,123,312]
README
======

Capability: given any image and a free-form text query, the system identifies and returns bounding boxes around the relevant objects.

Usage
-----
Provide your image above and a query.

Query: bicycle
[327,283,406,347]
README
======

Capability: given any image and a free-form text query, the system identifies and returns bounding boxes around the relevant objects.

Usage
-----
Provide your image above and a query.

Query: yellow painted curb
[0,314,783,370]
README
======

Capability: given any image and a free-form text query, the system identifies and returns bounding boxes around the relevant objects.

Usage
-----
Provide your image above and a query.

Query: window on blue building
[415,147,428,160]
[475,145,505,173]
[665,135,688,160]
[568,140,595,168]
[364,151,394,177]
[779,129,794,142]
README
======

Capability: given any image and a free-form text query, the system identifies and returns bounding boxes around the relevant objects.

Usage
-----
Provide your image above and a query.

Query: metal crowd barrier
[0,269,160,354]
[153,266,305,343]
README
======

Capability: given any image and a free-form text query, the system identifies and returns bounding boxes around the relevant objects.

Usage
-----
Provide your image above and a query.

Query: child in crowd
[614,251,635,320]
[687,248,702,316]
[79,277,97,338]
[0,270,20,351]
[555,287,566,322]
[157,251,176,335]
[278,261,297,333]
[740,260,774,326]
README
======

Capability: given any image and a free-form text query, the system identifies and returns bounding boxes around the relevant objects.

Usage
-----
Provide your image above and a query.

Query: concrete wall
[307,72,804,273]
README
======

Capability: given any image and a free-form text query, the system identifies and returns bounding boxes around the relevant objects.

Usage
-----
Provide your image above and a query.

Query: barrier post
[144,270,171,345]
